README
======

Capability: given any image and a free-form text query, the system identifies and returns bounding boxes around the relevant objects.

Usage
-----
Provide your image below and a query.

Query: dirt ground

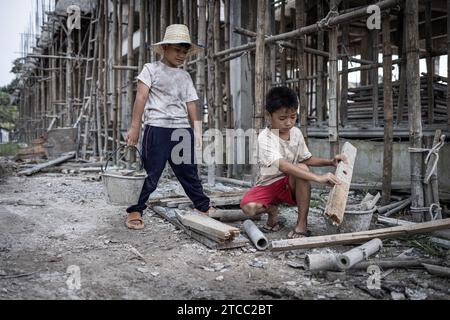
[0,158,449,300]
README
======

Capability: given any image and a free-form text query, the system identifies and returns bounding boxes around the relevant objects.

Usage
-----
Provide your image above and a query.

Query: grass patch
[0,142,20,156]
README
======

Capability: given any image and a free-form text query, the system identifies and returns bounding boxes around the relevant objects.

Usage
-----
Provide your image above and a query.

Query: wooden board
[270,218,450,251]
[147,191,247,207]
[324,142,357,225]
[164,195,243,208]
[151,206,247,250]
[377,215,450,240]
[175,209,240,240]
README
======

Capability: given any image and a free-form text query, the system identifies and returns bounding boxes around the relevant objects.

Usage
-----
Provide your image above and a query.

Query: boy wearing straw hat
[125,24,214,230]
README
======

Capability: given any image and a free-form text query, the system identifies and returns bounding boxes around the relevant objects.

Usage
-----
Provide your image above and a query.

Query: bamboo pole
[280,0,286,85]
[161,0,168,40]
[370,29,379,127]
[118,1,123,147]
[66,28,73,127]
[214,0,400,59]
[139,0,146,72]
[206,0,215,129]
[316,0,324,124]
[103,0,110,156]
[382,11,393,205]
[127,0,135,142]
[296,0,308,142]
[196,0,206,123]
[214,0,223,177]
[448,0,450,128]
[405,0,424,222]
[112,0,119,161]
[96,0,105,158]
[396,9,406,125]
[206,0,215,186]
[328,0,339,158]
[254,0,266,133]
[340,1,349,127]
[224,0,233,178]
[425,0,434,124]
[214,0,222,130]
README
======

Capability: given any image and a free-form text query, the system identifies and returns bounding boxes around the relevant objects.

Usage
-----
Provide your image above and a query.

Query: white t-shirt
[137,61,199,128]
[256,126,312,186]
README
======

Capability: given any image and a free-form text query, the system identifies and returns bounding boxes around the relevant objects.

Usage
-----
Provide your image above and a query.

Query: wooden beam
[151,206,248,250]
[175,210,240,240]
[377,215,450,240]
[324,142,357,225]
[271,218,450,251]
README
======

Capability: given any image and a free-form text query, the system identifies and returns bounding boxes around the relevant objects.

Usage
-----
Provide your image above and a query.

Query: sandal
[126,212,145,230]
[287,229,312,239]
[194,207,216,216]
[261,216,287,233]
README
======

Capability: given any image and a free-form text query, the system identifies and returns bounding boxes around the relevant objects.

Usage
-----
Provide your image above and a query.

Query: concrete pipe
[243,220,269,251]
[305,253,340,271]
[336,238,383,270]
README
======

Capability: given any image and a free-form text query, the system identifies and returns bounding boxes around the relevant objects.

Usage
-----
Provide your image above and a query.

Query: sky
[0,1,34,87]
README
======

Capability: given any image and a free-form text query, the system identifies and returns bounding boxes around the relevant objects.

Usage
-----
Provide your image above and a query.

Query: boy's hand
[127,127,140,146]
[331,154,348,167]
[195,134,202,151]
[317,173,341,187]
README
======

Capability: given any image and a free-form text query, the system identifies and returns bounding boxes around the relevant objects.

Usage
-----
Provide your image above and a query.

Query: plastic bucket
[100,146,146,206]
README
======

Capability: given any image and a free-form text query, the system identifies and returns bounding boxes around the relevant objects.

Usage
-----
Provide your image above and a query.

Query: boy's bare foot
[126,212,145,230]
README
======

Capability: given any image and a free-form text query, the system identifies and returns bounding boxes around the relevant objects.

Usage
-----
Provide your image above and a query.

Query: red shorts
[240,175,296,208]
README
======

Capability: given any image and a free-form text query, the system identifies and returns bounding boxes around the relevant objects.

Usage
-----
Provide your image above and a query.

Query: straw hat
[151,24,204,56]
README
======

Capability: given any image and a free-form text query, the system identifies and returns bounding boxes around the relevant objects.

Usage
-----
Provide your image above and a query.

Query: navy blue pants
[127,126,210,215]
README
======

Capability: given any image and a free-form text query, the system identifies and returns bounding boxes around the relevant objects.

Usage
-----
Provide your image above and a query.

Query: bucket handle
[102,145,144,173]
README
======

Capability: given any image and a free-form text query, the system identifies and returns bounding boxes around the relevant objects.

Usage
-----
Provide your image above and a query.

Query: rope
[411,204,441,221]
[424,135,445,183]
[408,134,446,183]
[316,9,339,31]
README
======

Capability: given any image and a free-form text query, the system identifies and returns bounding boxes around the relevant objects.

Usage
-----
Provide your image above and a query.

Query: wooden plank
[175,209,240,240]
[270,218,450,251]
[164,195,244,208]
[151,206,248,250]
[324,142,357,225]
[17,152,76,176]
[377,215,450,240]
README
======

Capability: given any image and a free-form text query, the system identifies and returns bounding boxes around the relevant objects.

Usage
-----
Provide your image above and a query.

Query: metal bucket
[321,204,376,234]
[100,146,146,206]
